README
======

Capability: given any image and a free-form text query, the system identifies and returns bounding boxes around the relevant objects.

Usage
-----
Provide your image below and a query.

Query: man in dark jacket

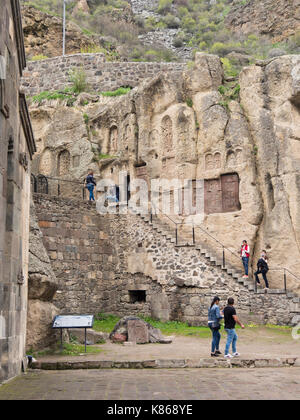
[255,254,269,288]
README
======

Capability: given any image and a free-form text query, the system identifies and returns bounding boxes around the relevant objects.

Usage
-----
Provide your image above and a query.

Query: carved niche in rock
[149,129,158,149]
[177,108,190,145]
[226,149,243,168]
[57,149,71,176]
[124,124,131,145]
[109,126,118,154]
[162,157,175,179]
[204,173,240,214]
[135,163,148,183]
[161,115,173,155]
[205,152,222,171]
[39,148,52,176]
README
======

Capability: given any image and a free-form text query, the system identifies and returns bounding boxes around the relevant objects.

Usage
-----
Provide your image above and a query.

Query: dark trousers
[255,270,269,288]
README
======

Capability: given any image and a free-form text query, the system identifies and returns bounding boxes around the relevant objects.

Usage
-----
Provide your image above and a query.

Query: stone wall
[21,54,186,97]
[0,0,36,383]
[32,194,300,329]
[32,194,116,314]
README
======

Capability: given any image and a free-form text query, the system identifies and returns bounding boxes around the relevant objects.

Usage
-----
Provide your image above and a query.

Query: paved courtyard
[1,368,300,400]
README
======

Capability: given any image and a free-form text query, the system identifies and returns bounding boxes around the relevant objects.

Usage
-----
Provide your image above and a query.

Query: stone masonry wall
[32,194,300,327]
[32,193,115,314]
[21,54,186,97]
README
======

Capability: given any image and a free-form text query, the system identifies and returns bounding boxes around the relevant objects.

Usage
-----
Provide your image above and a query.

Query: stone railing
[21,53,186,97]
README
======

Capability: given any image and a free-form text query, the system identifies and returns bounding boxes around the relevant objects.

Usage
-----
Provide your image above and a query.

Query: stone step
[31,356,300,370]
[255,289,287,294]
[135,212,287,297]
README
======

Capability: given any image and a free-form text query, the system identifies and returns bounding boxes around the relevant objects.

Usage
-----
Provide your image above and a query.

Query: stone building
[0,0,36,383]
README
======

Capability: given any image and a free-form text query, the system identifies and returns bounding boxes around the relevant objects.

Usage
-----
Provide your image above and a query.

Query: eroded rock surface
[27,202,59,350]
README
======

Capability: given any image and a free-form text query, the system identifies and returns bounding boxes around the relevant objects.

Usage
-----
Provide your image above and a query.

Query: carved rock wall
[239,55,300,291]
[28,52,300,294]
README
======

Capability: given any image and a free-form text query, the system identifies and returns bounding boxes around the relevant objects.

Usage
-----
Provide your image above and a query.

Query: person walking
[85,171,96,201]
[240,240,250,278]
[208,296,223,357]
[254,252,269,289]
[223,297,245,358]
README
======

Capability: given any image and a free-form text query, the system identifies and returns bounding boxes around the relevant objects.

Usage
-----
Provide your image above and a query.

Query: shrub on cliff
[69,67,89,93]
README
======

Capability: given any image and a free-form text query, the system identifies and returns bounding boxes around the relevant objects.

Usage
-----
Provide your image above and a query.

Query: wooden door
[204,178,222,214]
[221,173,240,212]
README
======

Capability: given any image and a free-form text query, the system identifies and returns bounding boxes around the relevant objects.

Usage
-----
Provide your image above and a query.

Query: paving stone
[1,368,300,400]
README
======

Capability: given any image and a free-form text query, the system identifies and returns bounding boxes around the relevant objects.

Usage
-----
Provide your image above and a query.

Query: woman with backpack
[208,296,223,357]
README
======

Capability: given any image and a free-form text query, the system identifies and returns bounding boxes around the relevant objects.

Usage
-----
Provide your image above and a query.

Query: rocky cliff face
[27,202,59,350]
[226,0,300,43]
[239,55,300,284]
[27,53,300,294]
[21,5,102,59]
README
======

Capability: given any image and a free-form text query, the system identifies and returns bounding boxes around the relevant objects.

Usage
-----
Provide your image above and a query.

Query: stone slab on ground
[127,320,149,344]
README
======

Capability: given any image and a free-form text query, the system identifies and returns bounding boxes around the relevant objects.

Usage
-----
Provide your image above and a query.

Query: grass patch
[92,153,117,162]
[100,87,132,97]
[140,316,212,338]
[30,54,49,61]
[93,313,211,338]
[31,87,77,106]
[92,313,293,340]
[29,342,105,358]
[93,313,121,333]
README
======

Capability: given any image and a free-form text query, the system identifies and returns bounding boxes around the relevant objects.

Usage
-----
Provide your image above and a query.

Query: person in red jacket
[240,240,250,278]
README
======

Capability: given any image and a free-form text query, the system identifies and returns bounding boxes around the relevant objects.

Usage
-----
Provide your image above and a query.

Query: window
[129,290,146,303]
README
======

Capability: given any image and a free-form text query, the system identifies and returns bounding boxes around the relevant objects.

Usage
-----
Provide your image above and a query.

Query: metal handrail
[44,175,85,185]
[149,201,300,289]
[33,174,86,199]
[34,177,300,292]
[194,225,241,262]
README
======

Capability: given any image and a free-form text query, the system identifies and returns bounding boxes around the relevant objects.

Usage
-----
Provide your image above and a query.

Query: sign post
[52,315,94,352]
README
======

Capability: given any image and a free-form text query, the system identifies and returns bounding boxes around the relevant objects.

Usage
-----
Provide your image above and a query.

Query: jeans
[209,327,221,353]
[242,257,249,275]
[255,270,269,288]
[87,185,95,201]
[225,328,238,355]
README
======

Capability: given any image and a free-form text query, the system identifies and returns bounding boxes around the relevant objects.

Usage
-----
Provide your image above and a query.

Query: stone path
[1,368,300,400]
[32,327,300,364]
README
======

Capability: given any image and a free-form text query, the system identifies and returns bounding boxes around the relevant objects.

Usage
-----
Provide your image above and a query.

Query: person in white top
[240,240,250,278]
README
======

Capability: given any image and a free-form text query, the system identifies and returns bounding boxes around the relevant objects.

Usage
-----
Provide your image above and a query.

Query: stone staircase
[130,207,300,316]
